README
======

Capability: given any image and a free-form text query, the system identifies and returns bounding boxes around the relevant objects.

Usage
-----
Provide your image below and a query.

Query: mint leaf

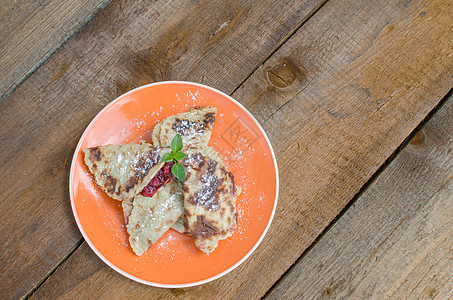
[173,152,187,161]
[171,162,185,181]
[160,152,174,162]
[171,134,183,153]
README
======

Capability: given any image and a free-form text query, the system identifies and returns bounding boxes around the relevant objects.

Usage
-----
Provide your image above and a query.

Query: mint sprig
[161,134,187,181]
[171,132,183,152]
[171,162,185,182]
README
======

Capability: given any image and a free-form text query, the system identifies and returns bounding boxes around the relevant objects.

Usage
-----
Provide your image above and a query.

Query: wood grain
[266,95,453,299]
[30,0,452,299]
[0,0,110,100]
[0,0,326,298]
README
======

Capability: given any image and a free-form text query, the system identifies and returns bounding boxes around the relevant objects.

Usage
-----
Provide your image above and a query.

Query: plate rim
[69,81,279,288]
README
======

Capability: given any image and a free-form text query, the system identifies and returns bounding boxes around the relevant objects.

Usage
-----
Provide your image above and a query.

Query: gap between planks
[23,240,85,300]
[261,87,453,299]
[0,0,113,103]
[20,1,331,297]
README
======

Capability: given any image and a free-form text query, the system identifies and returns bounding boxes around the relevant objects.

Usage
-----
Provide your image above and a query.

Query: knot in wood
[267,61,297,88]
[409,131,425,146]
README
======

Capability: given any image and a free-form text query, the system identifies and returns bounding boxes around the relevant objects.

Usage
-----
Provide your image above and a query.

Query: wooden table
[1,0,451,298]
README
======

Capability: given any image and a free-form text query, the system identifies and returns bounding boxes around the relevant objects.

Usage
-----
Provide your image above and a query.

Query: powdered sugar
[197,171,220,211]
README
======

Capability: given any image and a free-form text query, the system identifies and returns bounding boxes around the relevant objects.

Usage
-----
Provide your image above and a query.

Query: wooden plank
[0,0,110,100]
[266,95,453,299]
[30,0,453,298]
[0,0,327,298]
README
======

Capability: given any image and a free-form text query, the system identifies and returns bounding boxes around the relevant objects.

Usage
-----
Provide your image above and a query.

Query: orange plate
[70,81,279,287]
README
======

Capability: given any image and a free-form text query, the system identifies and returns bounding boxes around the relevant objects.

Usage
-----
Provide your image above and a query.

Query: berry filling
[140,161,174,197]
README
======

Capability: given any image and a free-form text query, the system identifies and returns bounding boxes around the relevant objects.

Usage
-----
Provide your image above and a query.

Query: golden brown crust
[158,106,217,149]
[181,147,239,254]
[125,180,184,256]
[83,143,166,201]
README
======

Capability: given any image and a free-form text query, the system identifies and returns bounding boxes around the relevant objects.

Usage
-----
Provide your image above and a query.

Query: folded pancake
[124,179,184,256]
[158,106,216,149]
[181,147,241,255]
[166,146,223,237]
[123,197,187,235]
[83,142,164,201]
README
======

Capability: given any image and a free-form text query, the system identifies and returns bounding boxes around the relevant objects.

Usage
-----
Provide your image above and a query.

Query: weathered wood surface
[266,95,453,299]
[0,0,327,298]
[0,0,110,100]
[29,0,452,298]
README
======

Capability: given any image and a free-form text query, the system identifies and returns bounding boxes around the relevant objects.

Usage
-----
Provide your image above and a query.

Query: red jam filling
[140,161,174,197]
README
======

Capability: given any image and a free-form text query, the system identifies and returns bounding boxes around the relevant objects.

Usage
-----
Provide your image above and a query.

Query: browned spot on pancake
[187,159,223,210]
[154,227,162,233]
[124,176,138,193]
[89,147,103,161]
[184,156,237,214]
[172,118,206,136]
[134,149,159,180]
[228,172,237,195]
[228,200,235,213]
[135,222,141,229]
[185,209,192,217]
[203,112,215,126]
[207,159,217,172]
[101,171,117,194]
[191,215,219,240]
[219,207,226,217]
[183,219,190,234]
[189,153,205,169]
[92,163,97,170]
